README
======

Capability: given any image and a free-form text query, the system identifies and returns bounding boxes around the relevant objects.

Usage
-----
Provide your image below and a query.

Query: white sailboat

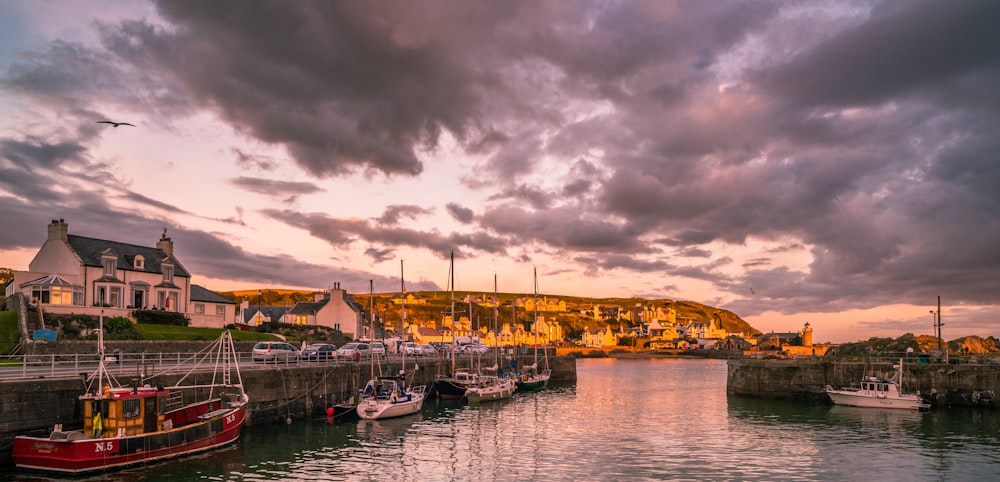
[518,267,551,391]
[466,274,517,403]
[435,251,480,399]
[825,359,930,410]
[357,269,427,420]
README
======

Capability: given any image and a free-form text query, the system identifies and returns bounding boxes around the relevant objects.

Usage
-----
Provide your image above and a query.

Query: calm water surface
[9,358,1000,481]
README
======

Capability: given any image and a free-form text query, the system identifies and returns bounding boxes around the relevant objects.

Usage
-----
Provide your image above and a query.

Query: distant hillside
[219,288,760,339]
[830,333,1000,356]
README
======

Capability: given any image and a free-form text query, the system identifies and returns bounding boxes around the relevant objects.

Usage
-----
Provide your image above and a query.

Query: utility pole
[938,295,947,363]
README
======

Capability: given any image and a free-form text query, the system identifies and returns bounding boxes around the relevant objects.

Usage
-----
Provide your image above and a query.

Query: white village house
[6,219,233,327]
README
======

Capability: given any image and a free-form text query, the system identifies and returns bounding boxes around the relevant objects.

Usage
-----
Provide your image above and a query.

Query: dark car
[300,343,338,362]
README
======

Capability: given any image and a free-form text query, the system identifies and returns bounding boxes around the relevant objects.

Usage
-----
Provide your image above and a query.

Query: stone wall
[0,354,576,466]
[727,358,1000,408]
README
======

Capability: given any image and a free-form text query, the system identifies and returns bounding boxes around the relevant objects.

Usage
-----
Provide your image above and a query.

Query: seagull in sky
[750,288,756,295]
[97,120,135,128]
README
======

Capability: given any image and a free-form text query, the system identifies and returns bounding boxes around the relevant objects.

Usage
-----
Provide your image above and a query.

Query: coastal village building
[516,296,567,313]
[391,292,427,305]
[582,325,618,347]
[6,220,229,328]
[237,284,364,339]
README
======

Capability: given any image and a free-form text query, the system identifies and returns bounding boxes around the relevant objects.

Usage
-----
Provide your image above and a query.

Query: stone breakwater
[727,358,999,408]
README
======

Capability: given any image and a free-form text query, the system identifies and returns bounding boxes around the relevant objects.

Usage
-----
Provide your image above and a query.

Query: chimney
[48,219,68,241]
[156,228,173,256]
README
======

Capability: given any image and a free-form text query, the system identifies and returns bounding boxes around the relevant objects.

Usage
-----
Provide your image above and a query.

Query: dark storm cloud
[445,203,475,224]
[0,137,87,170]
[487,184,552,210]
[231,148,278,171]
[261,209,511,260]
[120,192,186,214]
[5,0,997,316]
[481,205,651,254]
[98,1,526,177]
[376,205,433,226]
[757,0,1000,109]
[230,177,325,199]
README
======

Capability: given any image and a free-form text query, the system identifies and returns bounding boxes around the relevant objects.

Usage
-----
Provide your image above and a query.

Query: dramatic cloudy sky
[2,0,998,342]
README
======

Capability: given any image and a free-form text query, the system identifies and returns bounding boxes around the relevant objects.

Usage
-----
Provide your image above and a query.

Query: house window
[334,323,341,331]
[33,284,85,306]
[215,305,225,316]
[295,314,307,325]
[109,287,122,308]
[134,255,144,270]
[194,303,205,314]
[103,258,117,276]
[163,265,174,284]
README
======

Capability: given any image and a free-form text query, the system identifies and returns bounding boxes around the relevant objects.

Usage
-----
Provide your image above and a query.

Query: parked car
[252,341,300,363]
[337,342,370,360]
[430,341,453,354]
[369,341,387,358]
[401,341,422,356]
[300,343,338,362]
[461,343,489,355]
[419,344,438,356]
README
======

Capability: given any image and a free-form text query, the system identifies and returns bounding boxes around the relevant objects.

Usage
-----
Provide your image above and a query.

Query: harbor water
[8,358,1000,480]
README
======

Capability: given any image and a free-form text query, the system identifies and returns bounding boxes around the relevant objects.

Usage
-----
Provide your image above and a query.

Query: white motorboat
[825,359,930,410]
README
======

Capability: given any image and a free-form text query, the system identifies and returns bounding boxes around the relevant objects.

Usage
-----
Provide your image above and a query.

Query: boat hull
[826,390,929,410]
[13,405,246,474]
[467,379,516,403]
[356,394,425,420]
[434,378,471,400]
[516,371,551,392]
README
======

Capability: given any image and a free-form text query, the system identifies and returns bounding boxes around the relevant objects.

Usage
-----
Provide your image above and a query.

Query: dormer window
[163,265,174,284]
[134,255,145,270]
[103,257,117,276]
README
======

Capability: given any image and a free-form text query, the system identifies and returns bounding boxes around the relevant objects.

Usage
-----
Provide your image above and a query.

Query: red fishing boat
[13,317,248,474]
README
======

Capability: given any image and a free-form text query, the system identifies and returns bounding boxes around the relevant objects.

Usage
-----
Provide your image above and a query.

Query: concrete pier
[0,355,575,466]
[727,358,999,408]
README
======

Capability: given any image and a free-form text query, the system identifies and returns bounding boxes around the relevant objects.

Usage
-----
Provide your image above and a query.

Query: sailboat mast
[450,251,456,373]
[533,266,539,365]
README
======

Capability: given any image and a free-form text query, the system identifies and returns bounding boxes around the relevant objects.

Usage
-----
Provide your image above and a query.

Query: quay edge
[727,358,1000,408]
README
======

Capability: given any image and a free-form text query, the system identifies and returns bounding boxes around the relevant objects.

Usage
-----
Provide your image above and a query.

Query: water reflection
[6,359,1000,481]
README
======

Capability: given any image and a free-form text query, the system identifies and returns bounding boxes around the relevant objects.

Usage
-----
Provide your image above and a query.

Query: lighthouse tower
[803,322,813,347]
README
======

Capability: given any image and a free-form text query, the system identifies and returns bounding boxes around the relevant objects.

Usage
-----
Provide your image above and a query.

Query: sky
[1,0,998,343]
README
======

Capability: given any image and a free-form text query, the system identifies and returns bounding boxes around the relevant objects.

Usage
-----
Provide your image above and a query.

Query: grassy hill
[220,289,761,340]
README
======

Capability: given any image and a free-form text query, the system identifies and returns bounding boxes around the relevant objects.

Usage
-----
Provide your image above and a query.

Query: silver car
[337,342,370,360]
[252,341,300,363]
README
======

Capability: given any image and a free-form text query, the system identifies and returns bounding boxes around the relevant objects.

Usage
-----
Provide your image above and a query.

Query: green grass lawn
[135,324,282,342]
[1,310,20,354]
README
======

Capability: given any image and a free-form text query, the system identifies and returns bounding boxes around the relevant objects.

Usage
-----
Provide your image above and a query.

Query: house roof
[288,300,328,315]
[66,234,190,278]
[190,285,234,304]
[20,274,83,288]
[243,305,290,323]
[417,327,442,336]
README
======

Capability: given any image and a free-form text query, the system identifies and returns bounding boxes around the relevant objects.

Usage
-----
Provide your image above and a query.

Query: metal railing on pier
[0,347,525,381]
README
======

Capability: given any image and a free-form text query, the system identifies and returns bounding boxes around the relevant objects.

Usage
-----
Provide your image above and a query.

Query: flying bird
[97,120,135,128]
[750,288,756,295]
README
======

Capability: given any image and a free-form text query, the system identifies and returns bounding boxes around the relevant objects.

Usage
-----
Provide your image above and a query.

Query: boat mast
[450,251,456,374]
[494,274,499,368]
[533,266,539,366]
